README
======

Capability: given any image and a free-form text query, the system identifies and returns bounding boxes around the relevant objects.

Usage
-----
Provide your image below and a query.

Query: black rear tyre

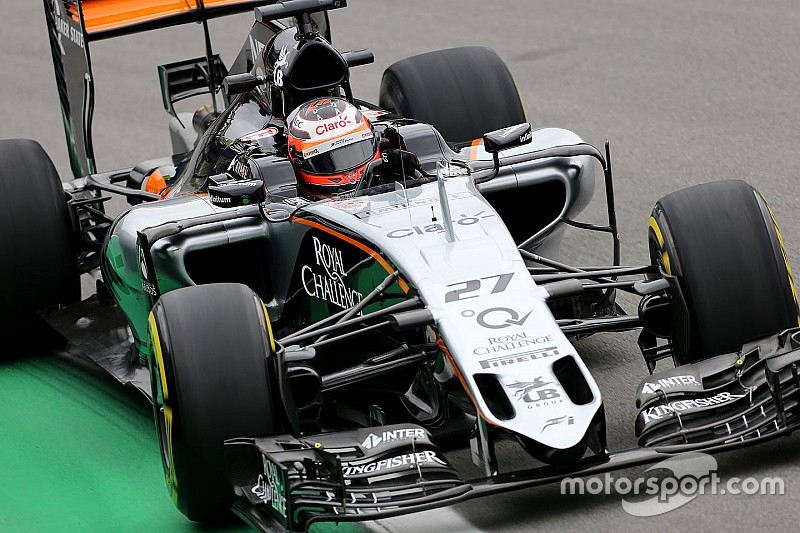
[148,283,279,522]
[379,47,527,146]
[649,180,798,364]
[0,139,78,322]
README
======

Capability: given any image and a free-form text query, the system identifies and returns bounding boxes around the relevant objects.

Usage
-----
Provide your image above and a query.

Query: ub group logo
[561,452,784,517]
[506,377,562,408]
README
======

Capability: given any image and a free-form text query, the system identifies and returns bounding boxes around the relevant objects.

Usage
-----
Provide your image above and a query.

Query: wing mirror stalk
[475,122,533,184]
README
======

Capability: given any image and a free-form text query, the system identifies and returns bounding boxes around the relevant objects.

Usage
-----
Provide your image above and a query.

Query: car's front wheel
[649,180,799,364]
[148,283,280,522]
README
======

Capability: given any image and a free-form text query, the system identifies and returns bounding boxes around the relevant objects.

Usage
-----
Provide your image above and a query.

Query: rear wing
[43,0,332,179]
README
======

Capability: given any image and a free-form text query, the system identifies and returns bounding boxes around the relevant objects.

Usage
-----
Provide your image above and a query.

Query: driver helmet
[286,98,379,195]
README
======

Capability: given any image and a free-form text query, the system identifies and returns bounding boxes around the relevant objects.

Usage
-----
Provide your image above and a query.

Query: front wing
[226,328,800,532]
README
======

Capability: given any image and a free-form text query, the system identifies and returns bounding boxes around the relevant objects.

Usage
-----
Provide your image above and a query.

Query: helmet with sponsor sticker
[286,97,379,195]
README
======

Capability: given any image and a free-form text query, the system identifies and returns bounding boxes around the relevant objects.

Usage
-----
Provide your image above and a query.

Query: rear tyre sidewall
[0,139,78,322]
[379,47,527,146]
[649,180,798,364]
[148,283,279,522]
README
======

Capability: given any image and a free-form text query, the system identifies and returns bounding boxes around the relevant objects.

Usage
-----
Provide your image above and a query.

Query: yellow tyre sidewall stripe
[760,196,800,326]
[261,302,276,353]
[649,215,672,275]
[148,313,169,398]
[148,311,178,502]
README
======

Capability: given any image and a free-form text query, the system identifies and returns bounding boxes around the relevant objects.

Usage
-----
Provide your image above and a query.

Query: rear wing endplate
[43,0,331,179]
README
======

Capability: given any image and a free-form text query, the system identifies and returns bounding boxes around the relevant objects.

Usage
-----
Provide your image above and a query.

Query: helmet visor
[298,137,377,175]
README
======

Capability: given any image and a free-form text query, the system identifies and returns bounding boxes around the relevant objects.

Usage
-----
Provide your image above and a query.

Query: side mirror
[482,123,532,154]
[474,123,533,185]
[342,49,375,68]
[381,149,421,176]
[222,73,266,97]
[208,178,267,208]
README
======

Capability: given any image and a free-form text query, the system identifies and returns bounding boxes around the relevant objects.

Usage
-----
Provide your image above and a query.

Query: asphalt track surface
[3,1,800,531]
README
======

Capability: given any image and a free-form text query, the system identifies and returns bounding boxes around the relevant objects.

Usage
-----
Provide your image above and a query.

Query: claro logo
[387,211,495,238]
[315,117,352,136]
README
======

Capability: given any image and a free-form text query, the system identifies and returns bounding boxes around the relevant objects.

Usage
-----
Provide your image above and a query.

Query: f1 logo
[541,416,575,432]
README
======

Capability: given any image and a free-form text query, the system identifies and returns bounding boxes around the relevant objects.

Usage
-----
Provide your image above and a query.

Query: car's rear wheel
[649,180,799,364]
[0,139,78,325]
[148,283,280,522]
[379,47,527,146]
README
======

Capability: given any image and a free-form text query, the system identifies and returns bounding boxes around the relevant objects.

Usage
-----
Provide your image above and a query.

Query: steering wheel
[356,150,425,194]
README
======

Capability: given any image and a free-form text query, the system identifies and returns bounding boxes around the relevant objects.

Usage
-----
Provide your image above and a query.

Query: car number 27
[444,273,514,303]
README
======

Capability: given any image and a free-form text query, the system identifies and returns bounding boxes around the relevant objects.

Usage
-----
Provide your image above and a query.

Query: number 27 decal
[444,273,514,303]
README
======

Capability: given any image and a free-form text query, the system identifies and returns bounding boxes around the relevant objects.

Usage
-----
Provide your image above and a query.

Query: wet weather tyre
[649,180,798,364]
[0,139,78,322]
[148,283,279,522]
[379,47,527,146]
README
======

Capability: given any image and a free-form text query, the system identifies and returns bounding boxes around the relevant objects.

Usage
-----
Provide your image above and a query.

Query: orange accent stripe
[144,169,167,195]
[436,334,495,426]
[469,138,482,161]
[78,0,253,34]
[291,217,410,293]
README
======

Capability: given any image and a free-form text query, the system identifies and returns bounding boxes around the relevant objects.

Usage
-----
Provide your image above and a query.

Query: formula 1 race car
[3,0,800,531]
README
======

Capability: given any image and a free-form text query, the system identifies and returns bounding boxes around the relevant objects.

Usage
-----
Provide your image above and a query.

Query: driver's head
[286,98,379,196]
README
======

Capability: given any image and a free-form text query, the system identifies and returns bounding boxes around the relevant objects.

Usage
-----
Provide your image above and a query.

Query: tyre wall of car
[0,139,78,322]
[148,283,279,522]
[649,179,799,364]
[379,46,527,146]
